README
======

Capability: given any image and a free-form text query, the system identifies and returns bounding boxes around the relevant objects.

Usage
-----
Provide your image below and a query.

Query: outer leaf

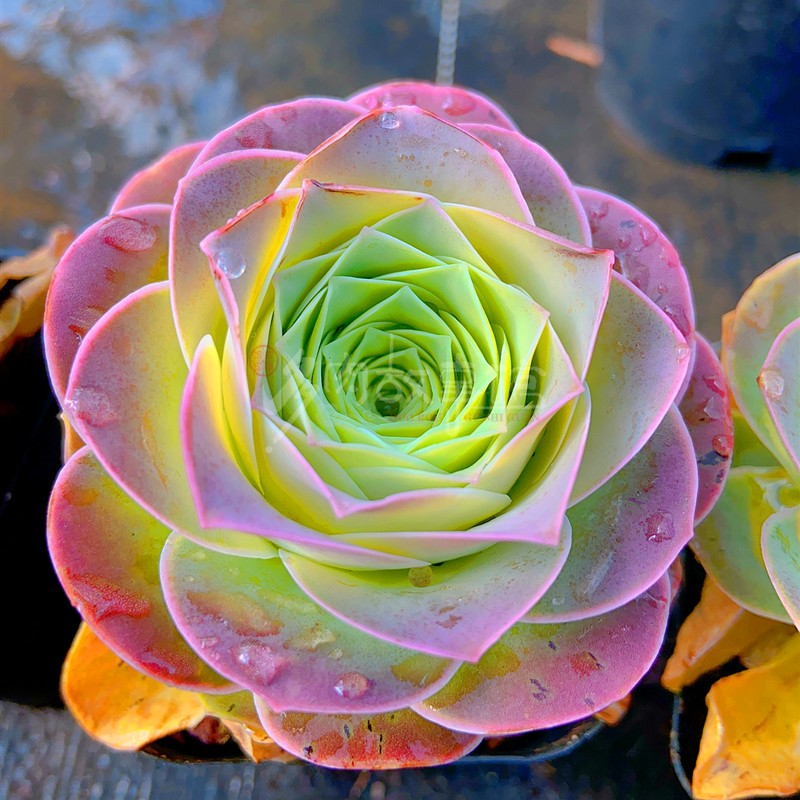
[195,98,365,164]
[257,703,482,769]
[161,535,460,714]
[462,123,591,244]
[279,105,533,225]
[62,282,271,559]
[44,204,170,401]
[678,334,734,522]
[762,506,800,630]
[571,273,691,502]
[48,447,231,690]
[110,142,205,212]
[413,576,670,735]
[281,525,571,662]
[61,623,206,751]
[577,186,695,340]
[662,577,782,693]
[349,80,518,130]
[722,253,800,482]
[692,634,800,800]
[64,282,196,531]
[528,406,697,622]
[692,466,794,623]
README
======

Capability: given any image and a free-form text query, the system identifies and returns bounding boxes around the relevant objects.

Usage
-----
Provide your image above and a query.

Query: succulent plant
[665,252,799,800]
[692,252,800,629]
[45,81,721,767]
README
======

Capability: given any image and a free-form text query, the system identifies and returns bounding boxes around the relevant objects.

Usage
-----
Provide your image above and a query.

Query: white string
[435,0,461,85]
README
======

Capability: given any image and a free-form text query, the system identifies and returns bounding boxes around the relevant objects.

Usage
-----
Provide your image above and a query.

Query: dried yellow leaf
[0,226,73,359]
[663,577,780,692]
[693,634,800,800]
[61,623,206,751]
[594,694,631,726]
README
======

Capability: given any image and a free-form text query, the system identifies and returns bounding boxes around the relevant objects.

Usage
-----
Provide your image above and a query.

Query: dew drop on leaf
[98,215,157,252]
[759,367,785,400]
[333,671,370,699]
[377,111,399,129]
[214,248,247,279]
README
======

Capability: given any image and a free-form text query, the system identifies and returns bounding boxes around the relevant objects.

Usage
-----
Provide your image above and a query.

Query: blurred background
[2,0,799,336]
[1,1,799,798]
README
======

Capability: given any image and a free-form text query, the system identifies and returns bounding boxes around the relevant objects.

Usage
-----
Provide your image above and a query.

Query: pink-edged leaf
[678,333,735,522]
[194,98,365,165]
[349,80,518,130]
[48,448,232,692]
[465,391,591,547]
[762,506,800,631]
[527,406,697,622]
[182,336,422,570]
[443,204,613,380]
[44,204,170,401]
[760,318,800,475]
[413,576,670,735]
[279,105,533,224]
[280,525,571,662]
[110,142,204,212]
[63,282,197,532]
[571,272,691,503]
[257,703,481,768]
[462,124,590,244]
[161,534,460,714]
[170,149,302,360]
[577,186,695,341]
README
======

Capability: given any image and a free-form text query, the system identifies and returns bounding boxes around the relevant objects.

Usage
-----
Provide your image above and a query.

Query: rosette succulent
[692,253,800,629]
[46,81,716,767]
[665,253,799,800]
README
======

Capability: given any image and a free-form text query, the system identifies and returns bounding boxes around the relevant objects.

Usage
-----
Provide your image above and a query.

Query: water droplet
[703,394,725,420]
[712,434,733,458]
[231,641,282,684]
[99,215,158,252]
[199,635,220,649]
[235,118,272,149]
[759,367,785,400]
[377,111,399,129]
[214,248,247,279]
[407,565,433,587]
[452,146,468,158]
[66,387,117,428]
[333,671,370,700]
[287,623,336,652]
[441,90,476,116]
[645,511,675,543]
[676,340,691,362]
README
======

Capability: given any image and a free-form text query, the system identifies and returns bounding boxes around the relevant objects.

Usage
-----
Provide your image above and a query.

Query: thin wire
[435,0,461,85]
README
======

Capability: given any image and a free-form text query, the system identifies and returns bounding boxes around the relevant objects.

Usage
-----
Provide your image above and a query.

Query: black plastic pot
[597,0,800,169]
